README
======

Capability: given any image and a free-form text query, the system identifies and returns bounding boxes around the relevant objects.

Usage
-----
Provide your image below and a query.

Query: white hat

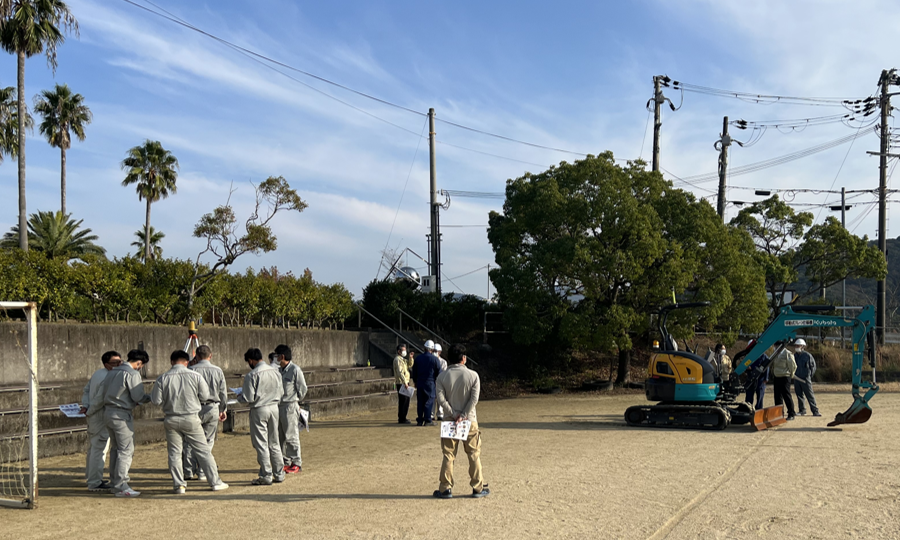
[794,338,807,347]
[435,343,442,352]
[424,339,435,351]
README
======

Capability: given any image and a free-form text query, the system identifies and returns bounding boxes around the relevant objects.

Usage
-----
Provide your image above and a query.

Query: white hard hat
[424,339,435,350]
[435,343,442,352]
[794,338,807,347]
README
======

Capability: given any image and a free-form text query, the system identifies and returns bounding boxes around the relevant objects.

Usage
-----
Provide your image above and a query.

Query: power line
[376,117,430,280]
[124,0,602,165]
[672,129,875,186]
[662,77,872,108]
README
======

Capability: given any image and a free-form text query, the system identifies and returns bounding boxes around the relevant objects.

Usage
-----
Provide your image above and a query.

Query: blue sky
[1,0,898,298]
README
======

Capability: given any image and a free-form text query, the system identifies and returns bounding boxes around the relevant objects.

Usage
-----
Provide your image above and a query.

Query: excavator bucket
[751,405,786,431]
[827,397,873,427]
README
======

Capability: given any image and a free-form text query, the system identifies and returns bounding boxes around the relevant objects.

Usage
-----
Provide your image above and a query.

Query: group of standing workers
[79,343,307,497]
[394,340,490,499]
[712,339,820,420]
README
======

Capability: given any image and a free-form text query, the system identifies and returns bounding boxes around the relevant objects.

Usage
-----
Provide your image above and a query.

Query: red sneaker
[285,465,301,474]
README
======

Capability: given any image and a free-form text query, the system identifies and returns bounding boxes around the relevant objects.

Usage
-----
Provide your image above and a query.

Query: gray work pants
[85,412,110,488]
[278,402,302,467]
[183,404,219,476]
[104,408,135,493]
[250,404,284,481]
[164,414,221,488]
[794,378,819,415]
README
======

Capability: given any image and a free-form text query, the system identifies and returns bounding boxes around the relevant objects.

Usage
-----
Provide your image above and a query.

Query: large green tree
[33,82,91,215]
[0,0,78,251]
[488,153,767,383]
[730,195,886,314]
[121,140,179,263]
[0,209,104,261]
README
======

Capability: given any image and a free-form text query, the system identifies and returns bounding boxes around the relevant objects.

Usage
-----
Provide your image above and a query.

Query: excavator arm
[731,305,878,427]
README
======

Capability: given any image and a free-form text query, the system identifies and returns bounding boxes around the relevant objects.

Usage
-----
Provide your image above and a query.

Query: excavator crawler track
[625,402,730,430]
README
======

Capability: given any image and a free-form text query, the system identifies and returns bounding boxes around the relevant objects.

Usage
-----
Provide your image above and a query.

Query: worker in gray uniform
[100,349,152,498]
[151,350,229,494]
[183,345,227,481]
[239,347,286,485]
[79,350,121,492]
[274,344,308,474]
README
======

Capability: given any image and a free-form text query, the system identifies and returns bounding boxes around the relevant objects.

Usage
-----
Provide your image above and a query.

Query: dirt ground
[3,391,899,540]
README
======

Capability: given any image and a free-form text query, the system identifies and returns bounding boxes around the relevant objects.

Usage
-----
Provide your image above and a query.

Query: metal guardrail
[397,307,449,347]
[354,303,425,354]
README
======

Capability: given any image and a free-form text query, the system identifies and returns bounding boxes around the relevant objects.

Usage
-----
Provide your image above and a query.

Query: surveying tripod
[183,320,200,362]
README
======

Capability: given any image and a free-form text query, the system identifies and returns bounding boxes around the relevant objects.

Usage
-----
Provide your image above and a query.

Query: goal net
[0,302,38,509]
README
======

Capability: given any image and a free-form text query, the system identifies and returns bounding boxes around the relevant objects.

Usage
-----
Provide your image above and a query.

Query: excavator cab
[646,303,719,403]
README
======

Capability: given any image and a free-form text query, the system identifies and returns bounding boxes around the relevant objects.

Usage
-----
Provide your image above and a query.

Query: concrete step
[225,391,398,433]
[306,378,395,400]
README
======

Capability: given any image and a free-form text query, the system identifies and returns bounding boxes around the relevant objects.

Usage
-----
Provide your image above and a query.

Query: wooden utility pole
[428,108,441,294]
[716,116,731,220]
[652,76,662,172]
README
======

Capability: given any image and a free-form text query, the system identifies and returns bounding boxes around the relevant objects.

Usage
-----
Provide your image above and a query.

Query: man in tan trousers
[433,343,489,499]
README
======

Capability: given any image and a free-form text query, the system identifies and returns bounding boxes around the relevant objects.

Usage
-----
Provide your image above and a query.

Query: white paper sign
[440,420,471,440]
[59,404,85,418]
[298,407,310,432]
[398,385,415,398]
[229,387,243,396]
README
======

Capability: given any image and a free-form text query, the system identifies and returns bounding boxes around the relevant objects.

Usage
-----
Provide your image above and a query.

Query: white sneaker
[115,489,141,498]
[211,482,229,491]
[198,473,207,481]
[173,486,186,494]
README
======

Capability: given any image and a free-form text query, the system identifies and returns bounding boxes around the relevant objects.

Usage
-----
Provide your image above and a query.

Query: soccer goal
[0,302,38,509]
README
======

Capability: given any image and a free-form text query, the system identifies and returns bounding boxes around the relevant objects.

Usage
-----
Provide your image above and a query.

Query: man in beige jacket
[771,342,797,420]
[433,343,489,499]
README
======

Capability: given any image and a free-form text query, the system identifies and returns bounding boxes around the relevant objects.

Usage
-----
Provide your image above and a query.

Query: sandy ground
[3,391,899,540]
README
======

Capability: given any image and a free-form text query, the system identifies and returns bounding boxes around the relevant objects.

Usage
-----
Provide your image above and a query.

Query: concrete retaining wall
[0,323,368,385]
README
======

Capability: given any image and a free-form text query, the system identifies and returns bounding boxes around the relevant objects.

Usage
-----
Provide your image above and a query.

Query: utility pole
[715,116,731,220]
[652,76,662,172]
[876,69,896,344]
[428,108,442,295]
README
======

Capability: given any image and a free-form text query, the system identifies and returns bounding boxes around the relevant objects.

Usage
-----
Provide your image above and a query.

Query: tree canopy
[730,195,887,313]
[0,209,103,261]
[487,153,767,381]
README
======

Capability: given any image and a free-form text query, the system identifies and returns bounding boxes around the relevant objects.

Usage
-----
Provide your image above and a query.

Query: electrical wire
[672,129,875,186]
[376,117,429,280]
[664,78,870,108]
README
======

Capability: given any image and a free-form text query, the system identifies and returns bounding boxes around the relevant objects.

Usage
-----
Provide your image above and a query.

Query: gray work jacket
[82,367,111,417]
[151,364,211,417]
[102,364,150,411]
[239,362,284,408]
[279,362,308,404]
[191,360,228,413]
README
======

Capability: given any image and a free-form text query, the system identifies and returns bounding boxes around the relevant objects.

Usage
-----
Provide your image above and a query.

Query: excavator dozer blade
[827,398,873,427]
[751,405,786,431]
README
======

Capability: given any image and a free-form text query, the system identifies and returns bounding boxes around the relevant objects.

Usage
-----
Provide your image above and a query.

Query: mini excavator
[624,302,879,430]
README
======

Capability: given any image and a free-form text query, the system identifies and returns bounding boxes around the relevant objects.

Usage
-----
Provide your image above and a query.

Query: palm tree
[0,84,32,161]
[121,140,179,263]
[130,226,164,262]
[33,83,91,215]
[0,209,104,261]
[0,0,78,251]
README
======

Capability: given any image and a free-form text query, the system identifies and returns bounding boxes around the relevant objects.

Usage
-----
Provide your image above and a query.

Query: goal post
[0,301,38,509]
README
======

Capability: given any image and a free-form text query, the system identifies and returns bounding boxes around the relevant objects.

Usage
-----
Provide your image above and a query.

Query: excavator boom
[734,305,879,428]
